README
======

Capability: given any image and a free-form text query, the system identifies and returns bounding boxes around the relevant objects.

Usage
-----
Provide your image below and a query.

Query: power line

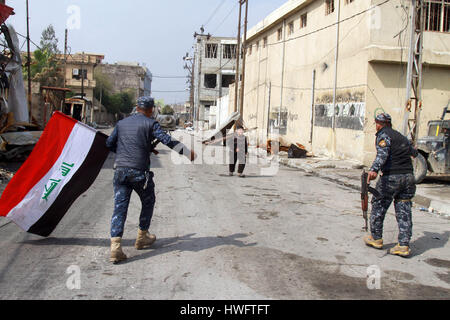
[204,0,229,28]
[260,0,391,48]
[152,75,188,79]
[212,1,239,35]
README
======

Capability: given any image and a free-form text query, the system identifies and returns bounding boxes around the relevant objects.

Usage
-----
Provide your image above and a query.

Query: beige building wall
[241,0,450,165]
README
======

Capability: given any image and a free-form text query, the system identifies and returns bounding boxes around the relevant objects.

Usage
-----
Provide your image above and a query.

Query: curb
[276,155,450,219]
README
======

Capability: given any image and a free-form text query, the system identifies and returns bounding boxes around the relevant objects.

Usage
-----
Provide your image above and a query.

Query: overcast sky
[6,0,287,104]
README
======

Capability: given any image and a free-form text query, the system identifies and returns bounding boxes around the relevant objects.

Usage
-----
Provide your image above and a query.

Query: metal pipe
[234,0,242,114]
[331,0,341,157]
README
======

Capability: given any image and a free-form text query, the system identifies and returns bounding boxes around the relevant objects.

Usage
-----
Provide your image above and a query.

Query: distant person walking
[228,124,248,178]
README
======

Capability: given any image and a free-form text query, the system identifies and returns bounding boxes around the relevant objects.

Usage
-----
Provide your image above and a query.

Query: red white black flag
[0,111,109,237]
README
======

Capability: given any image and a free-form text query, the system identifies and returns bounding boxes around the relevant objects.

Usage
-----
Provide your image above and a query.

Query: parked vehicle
[413,102,450,183]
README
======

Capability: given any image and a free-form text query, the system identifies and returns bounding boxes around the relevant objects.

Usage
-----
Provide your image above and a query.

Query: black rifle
[361,170,380,232]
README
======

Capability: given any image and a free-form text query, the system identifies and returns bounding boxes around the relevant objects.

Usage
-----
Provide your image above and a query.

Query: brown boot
[389,244,411,257]
[135,229,156,250]
[364,235,383,249]
[110,237,127,264]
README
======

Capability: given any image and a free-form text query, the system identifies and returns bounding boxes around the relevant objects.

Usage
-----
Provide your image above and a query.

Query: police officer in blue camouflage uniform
[364,113,418,257]
[106,96,196,264]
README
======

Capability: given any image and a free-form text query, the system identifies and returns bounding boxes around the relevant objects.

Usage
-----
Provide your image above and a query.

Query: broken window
[205,43,218,59]
[300,13,307,28]
[222,74,235,88]
[72,68,87,80]
[424,0,450,32]
[326,0,335,15]
[204,74,217,89]
[223,44,237,59]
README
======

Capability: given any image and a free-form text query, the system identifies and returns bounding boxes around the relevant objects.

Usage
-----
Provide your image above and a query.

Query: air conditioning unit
[72,69,79,76]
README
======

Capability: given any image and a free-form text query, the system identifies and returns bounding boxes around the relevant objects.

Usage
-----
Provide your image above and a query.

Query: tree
[161,105,174,115]
[40,25,60,55]
[93,71,135,115]
[23,25,63,87]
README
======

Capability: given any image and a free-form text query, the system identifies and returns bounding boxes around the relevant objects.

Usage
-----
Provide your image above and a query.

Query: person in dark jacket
[364,113,418,257]
[228,124,248,177]
[106,96,196,264]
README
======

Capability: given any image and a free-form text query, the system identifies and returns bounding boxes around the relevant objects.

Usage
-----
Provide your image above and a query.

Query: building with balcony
[58,52,104,102]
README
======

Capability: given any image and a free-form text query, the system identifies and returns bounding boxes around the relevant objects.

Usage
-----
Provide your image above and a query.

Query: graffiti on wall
[314,102,366,131]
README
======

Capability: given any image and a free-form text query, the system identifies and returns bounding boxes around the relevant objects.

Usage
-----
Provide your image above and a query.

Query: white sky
[6,0,288,104]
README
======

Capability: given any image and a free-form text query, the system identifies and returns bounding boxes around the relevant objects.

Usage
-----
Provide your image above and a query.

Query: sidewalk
[275,152,450,218]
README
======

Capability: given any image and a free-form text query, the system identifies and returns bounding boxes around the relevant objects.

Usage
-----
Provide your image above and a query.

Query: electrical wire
[261,0,392,48]
[204,0,229,28]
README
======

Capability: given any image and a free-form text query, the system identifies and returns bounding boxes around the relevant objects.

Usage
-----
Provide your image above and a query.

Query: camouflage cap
[137,96,155,109]
[375,113,392,123]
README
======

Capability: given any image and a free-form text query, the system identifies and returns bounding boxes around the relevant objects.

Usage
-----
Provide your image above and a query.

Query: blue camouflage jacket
[106,113,184,171]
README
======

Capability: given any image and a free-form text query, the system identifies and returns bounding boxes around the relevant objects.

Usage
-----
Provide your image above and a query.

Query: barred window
[205,43,218,59]
[223,44,237,59]
[326,0,335,15]
[424,0,450,33]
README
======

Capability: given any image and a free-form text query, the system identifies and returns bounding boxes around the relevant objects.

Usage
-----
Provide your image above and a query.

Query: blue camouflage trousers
[111,167,156,238]
[370,173,416,246]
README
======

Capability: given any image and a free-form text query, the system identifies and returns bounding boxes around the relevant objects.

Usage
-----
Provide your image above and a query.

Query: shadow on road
[409,231,450,257]
[20,233,257,264]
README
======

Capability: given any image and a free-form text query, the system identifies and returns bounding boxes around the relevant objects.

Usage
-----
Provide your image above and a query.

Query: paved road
[0,133,450,300]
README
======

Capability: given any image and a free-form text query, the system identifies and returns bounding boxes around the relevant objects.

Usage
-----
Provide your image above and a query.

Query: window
[263,37,268,48]
[288,22,294,36]
[300,13,307,28]
[424,0,450,32]
[72,68,87,80]
[223,44,237,59]
[345,0,354,4]
[222,74,235,88]
[326,0,335,15]
[248,43,252,56]
[277,28,283,41]
[256,41,259,51]
[204,74,217,89]
[205,43,218,59]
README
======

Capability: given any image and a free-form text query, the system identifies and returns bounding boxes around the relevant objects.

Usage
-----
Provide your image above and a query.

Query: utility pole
[234,1,243,114]
[81,51,85,99]
[193,27,210,130]
[402,0,424,145]
[331,0,341,157]
[239,0,249,122]
[63,29,68,88]
[26,0,32,122]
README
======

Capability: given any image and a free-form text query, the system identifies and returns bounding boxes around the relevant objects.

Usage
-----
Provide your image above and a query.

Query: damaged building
[234,0,450,166]
[193,35,240,130]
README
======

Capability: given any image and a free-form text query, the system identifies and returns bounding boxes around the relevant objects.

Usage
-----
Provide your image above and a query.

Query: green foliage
[40,25,60,55]
[22,25,63,87]
[94,71,135,115]
[161,105,174,115]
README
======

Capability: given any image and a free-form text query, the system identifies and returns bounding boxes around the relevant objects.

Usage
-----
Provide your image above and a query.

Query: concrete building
[97,62,152,100]
[237,0,450,165]
[193,35,240,129]
[58,52,104,102]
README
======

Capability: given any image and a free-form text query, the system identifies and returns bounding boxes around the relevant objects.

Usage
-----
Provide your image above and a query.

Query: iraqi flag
[0,111,110,237]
